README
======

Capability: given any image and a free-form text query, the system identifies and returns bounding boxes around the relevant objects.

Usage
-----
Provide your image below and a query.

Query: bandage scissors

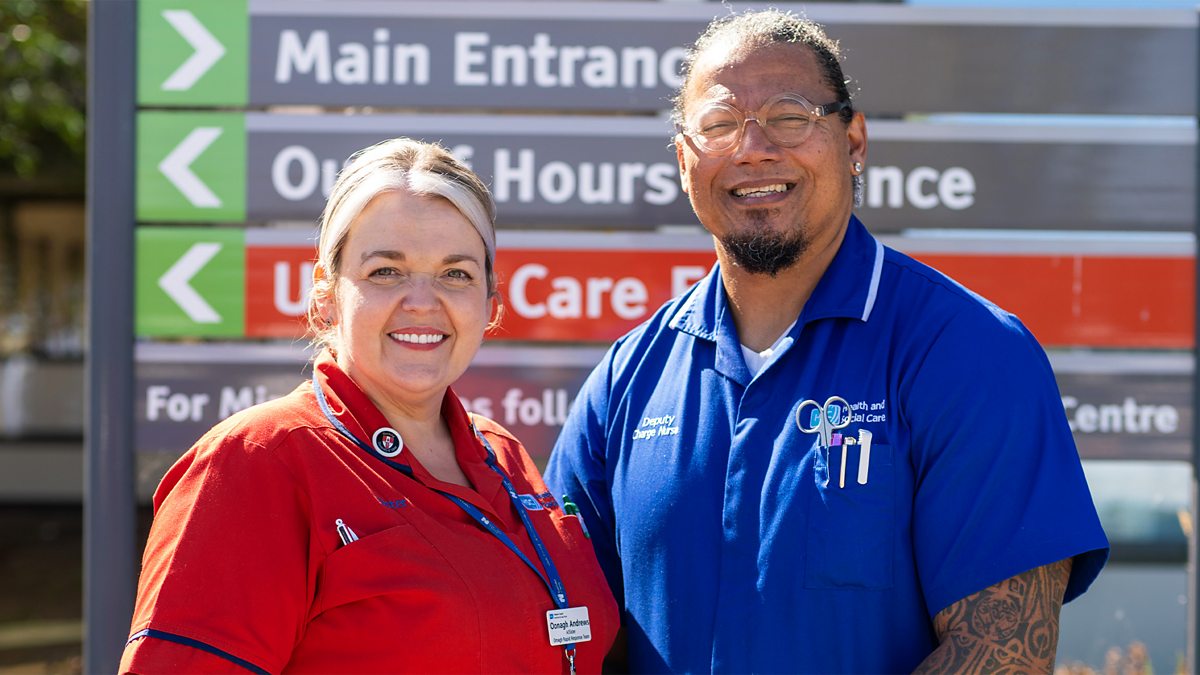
[796,395,851,449]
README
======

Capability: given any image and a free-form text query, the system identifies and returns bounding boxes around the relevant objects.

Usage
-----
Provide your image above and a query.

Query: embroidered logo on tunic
[377,497,408,509]
[518,492,561,511]
[631,413,679,441]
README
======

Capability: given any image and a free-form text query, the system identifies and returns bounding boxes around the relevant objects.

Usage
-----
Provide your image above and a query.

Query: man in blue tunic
[545,9,1109,673]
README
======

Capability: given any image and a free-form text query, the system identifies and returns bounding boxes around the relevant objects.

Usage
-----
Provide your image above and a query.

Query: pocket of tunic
[312,522,459,619]
[804,442,895,590]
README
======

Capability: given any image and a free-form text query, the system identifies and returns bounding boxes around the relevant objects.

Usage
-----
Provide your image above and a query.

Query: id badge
[546,606,592,646]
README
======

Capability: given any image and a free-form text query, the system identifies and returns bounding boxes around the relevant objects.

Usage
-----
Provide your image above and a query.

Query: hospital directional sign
[135,111,1196,232]
[138,0,248,106]
[137,112,247,222]
[136,227,245,337]
[131,344,1194,495]
[133,227,1195,347]
[134,1,1195,116]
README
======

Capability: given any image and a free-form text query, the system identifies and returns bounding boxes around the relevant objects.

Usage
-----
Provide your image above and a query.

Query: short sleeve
[544,348,624,603]
[903,309,1109,616]
[121,427,313,674]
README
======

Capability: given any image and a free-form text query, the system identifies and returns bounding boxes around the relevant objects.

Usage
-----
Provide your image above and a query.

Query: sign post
[85,0,137,672]
[1190,9,1200,671]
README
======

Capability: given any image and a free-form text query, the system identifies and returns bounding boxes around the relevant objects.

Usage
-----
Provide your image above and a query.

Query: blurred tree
[0,0,87,191]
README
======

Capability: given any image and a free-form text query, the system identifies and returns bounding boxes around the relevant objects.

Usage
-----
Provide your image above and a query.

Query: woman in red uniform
[120,138,618,674]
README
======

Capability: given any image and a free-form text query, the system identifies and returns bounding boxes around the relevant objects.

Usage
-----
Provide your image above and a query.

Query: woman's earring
[852,161,864,175]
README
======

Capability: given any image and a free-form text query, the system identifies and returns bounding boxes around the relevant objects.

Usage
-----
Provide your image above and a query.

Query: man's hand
[914,557,1073,674]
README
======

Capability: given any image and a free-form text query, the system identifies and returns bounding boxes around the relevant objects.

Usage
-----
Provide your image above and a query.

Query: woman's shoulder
[152,382,326,509]
[188,381,324,462]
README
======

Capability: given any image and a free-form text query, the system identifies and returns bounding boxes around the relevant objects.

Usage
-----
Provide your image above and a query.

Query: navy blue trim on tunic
[126,628,270,674]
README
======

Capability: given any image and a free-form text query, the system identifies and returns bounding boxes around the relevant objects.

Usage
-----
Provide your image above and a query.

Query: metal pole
[1190,8,1200,673]
[84,0,138,671]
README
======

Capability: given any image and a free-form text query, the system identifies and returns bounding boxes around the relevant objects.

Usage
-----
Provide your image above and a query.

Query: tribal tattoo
[913,557,1073,674]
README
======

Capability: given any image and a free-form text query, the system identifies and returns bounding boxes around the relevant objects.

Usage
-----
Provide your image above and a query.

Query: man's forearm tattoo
[914,557,1072,674]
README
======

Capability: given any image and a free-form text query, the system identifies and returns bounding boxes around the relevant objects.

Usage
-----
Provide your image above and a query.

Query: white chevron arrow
[159,243,222,323]
[161,10,225,91]
[158,127,223,207]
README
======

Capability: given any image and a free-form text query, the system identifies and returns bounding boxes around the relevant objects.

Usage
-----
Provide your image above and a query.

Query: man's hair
[671,8,856,127]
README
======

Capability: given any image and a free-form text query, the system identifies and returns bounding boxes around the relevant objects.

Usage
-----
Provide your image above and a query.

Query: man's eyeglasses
[677,92,849,155]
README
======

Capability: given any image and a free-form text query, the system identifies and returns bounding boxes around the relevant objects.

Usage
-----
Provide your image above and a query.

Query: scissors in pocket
[796,395,851,449]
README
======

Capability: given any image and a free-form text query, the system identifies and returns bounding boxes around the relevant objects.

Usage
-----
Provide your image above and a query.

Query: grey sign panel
[134,344,1191,498]
[246,113,691,228]
[1051,353,1193,462]
[865,122,1195,233]
[246,113,1195,231]
[245,1,1196,115]
[252,14,695,111]
[836,19,1196,116]
[134,344,600,498]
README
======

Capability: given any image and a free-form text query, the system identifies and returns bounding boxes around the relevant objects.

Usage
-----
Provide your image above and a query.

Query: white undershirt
[739,319,798,376]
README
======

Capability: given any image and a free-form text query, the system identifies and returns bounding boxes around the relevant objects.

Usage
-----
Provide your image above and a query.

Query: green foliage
[0,0,87,182]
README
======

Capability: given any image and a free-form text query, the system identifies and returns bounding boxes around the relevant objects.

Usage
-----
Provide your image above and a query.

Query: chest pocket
[312,522,469,619]
[805,441,894,590]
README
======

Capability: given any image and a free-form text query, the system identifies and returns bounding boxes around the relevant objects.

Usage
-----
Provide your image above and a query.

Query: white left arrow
[159,127,223,208]
[161,10,225,91]
[159,243,222,323]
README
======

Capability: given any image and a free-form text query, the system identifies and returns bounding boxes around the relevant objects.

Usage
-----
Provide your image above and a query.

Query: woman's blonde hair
[306,137,499,352]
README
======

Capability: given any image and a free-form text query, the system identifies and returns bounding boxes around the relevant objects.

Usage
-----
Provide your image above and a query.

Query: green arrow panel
[137,227,246,337]
[138,0,248,106]
[137,111,247,223]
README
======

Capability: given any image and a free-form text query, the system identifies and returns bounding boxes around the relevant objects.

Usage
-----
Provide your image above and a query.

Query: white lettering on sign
[454,32,685,89]
[146,385,210,422]
[459,395,494,419]
[450,144,474,170]
[671,265,708,296]
[275,29,430,85]
[508,263,648,320]
[865,166,976,211]
[501,388,571,427]
[219,385,272,417]
[271,146,341,201]
[274,261,314,315]
[1061,396,1180,434]
[492,149,677,206]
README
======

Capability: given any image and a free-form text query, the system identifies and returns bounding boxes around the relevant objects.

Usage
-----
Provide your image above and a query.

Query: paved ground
[0,505,150,675]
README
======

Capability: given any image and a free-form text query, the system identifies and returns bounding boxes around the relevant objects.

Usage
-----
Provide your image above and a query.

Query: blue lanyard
[313,374,571,611]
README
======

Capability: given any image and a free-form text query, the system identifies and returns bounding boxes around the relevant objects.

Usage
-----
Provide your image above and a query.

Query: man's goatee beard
[718,212,808,277]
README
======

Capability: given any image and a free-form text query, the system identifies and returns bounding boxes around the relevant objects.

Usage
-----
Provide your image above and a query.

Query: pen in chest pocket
[335,518,359,546]
[832,429,873,488]
[856,429,872,485]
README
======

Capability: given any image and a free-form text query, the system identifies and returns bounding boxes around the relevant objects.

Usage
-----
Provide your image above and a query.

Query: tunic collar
[665,215,885,386]
[311,350,508,521]
[667,214,884,341]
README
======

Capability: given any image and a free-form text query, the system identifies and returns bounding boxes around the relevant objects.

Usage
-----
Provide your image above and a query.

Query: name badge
[546,606,592,646]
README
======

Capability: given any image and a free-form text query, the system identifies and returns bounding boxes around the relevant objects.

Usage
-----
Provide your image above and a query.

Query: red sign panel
[244,245,315,338]
[915,253,1194,349]
[491,250,715,342]
[238,238,1194,348]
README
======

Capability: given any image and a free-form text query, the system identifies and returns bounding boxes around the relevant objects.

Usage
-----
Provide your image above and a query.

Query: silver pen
[335,518,359,546]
